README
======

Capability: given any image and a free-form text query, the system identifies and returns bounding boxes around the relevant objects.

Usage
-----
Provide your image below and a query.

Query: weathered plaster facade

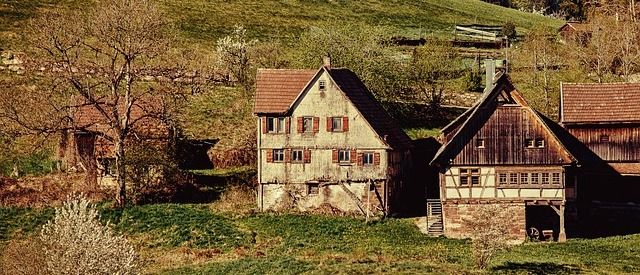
[255,67,412,216]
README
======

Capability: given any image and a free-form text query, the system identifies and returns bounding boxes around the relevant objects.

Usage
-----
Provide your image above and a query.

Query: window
[525,138,535,148]
[331,117,343,132]
[319,80,327,91]
[307,183,319,195]
[600,135,609,142]
[520,173,529,184]
[531,173,540,184]
[498,173,507,184]
[363,152,374,165]
[526,138,544,148]
[273,149,285,162]
[475,138,485,148]
[338,150,351,163]
[302,117,313,133]
[541,172,550,184]
[509,173,518,184]
[98,158,116,176]
[552,172,561,184]
[459,168,480,186]
[292,149,303,163]
[267,117,286,133]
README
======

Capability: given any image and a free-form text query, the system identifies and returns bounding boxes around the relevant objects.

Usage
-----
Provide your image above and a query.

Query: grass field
[1,0,564,49]
[2,203,640,274]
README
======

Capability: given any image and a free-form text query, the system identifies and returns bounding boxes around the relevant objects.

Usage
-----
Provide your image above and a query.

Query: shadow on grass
[492,262,581,275]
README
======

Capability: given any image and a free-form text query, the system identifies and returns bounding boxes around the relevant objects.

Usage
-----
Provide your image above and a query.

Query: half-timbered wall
[441,166,567,201]
[452,106,570,165]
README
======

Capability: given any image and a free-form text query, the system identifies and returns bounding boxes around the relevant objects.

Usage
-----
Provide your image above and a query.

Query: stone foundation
[258,182,386,216]
[443,202,526,242]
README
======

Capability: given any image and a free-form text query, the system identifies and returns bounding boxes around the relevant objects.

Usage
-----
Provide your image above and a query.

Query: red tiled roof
[254,69,318,114]
[561,83,640,124]
[560,22,590,32]
[71,96,168,139]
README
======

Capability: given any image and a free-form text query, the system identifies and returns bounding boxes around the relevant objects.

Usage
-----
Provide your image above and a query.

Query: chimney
[485,59,496,89]
[323,54,331,70]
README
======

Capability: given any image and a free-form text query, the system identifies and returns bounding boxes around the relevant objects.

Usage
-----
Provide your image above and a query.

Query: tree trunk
[115,137,127,208]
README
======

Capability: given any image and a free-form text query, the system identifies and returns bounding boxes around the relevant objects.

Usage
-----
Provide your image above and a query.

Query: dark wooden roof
[431,73,575,166]
[561,82,640,124]
[328,68,412,150]
[254,69,318,114]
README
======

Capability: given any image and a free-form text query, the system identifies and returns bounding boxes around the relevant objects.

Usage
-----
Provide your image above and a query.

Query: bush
[39,194,138,274]
[463,204,512,269]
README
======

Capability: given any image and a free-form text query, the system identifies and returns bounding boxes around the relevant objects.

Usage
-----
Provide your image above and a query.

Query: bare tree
[24,0,177,207]
[411,37,460,108]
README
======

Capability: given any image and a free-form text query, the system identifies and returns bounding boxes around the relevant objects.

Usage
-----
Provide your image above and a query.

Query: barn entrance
[525,203,566,242]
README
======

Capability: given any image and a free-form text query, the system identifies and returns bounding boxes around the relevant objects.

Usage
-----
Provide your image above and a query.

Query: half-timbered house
[254,60,412,216]
[430,71,578,242]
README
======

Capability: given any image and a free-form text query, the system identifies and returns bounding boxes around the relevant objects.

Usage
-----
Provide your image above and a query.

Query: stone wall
[442,202,526,241]
[258,181,386,216]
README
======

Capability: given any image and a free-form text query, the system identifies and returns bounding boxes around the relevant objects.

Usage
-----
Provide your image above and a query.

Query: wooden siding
[566,126,640,162]
[451,106,570,165]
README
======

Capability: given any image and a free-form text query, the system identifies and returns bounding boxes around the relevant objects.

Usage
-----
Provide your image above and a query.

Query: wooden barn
[430,69,578,242]
[58,97,172,187]
[560,83,640,203]
[253,58,413,216]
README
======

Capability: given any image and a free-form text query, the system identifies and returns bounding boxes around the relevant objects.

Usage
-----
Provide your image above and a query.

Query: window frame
[267,117,286,134]
[362,152,374,166]
[319,80,327,91]
[302,117,314,133]
[272,149,285,162]
[307,182,320,195]
[475,138,485,148]
[338,149,351,163]
[291,149,304,163]
[459,168,480,186]
[331,117,343,132]
[495,169,563,188]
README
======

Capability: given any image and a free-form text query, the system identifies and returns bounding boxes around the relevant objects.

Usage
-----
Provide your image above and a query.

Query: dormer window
[319,80,327,91]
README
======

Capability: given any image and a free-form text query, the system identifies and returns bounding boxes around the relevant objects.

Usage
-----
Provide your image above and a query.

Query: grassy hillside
[3,204,640,274]
[1,0,564,48]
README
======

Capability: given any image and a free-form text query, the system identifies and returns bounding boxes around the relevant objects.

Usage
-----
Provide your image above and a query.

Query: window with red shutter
[357,153,363,166]
[326,117,332,132]
[303,149,311,163]
[313,117,319,133]
[266,150,273,163]
[297,117,303,133]
[261,117,267,134]
[374,152,381,165]
[350,149,357,163]
[343,117,349,132]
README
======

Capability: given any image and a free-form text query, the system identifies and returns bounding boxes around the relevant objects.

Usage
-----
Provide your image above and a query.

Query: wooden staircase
[426,199,444,236]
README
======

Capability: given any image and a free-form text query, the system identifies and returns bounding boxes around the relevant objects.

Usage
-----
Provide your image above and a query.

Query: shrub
[463,204,512,269]
[39,194,138,274]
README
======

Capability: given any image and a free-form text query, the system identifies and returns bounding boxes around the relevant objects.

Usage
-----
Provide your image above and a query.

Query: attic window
[600,135,609,142]
[535,138,545,148]
[525,138,544,148]
[475,138,485,148]
[319,80,327,91]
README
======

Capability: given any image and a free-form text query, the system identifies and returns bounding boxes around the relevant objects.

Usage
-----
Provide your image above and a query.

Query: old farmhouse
[253,61,412,216]
[430,70,578,242]
[58,97,171,187]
